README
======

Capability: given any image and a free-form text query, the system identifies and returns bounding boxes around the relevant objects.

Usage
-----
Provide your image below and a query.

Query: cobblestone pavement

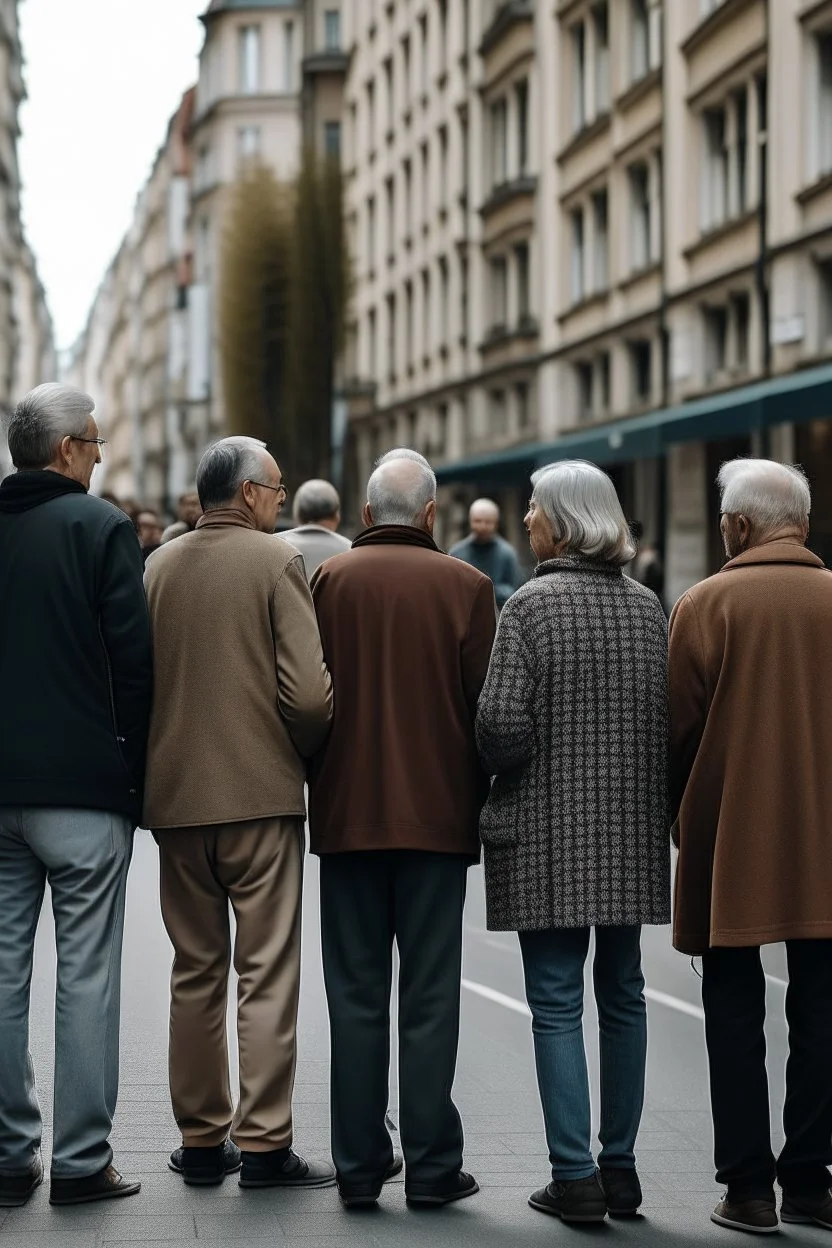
[2,832,826,1246]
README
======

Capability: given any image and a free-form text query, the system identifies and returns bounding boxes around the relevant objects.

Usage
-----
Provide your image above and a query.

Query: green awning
[436,362,832,485]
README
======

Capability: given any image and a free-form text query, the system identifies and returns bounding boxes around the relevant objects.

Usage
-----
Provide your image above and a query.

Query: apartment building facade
[341,0,832,598]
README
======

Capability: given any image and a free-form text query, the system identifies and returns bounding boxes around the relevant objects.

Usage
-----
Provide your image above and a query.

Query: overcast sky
[19,0,207,353]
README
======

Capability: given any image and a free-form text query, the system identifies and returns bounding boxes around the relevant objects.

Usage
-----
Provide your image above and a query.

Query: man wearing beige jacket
[143,436,334,1190]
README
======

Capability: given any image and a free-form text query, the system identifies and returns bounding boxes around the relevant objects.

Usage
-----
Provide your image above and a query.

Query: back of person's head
[196,436,268,511]
[717,458,811,536]
[375,447,432,471]
[530,460,636,566]
[6,383,95,470]
[366,456,437,528]
[293,479,341,525]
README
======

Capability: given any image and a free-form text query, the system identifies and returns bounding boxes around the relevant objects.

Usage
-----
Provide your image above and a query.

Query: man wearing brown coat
[143,436,334,1190]
[309,449,496,1209]
[670,457,832,1236]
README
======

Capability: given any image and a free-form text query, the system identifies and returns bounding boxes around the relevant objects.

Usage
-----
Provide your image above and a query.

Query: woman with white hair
[475,460,669,1224]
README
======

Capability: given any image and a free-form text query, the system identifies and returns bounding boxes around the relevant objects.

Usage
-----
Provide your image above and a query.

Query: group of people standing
[0,382,831,1239]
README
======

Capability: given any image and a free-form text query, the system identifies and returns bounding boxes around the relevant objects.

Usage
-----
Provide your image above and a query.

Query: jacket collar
[0,469,87,514]
[352,524,439,552]
[535,553,623,578]
[195,506,257,532]
[720,540,826,573]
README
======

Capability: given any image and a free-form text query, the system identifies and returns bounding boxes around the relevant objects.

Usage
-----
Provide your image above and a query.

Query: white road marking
[462,977,705,1022]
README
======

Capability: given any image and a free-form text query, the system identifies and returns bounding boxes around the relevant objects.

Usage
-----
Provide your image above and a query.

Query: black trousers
[702,941,832,1200]
[319,850,468,1186]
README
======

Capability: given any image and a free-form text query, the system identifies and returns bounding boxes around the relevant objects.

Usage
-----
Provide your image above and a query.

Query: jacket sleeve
[98,518,153,786]
[668,592,709,822]
[461,576,498,716]
[272,554,333,758]
[475,595,535,774]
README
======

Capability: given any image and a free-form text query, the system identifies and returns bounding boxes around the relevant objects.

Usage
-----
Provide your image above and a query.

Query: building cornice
[680,0,760,58]
[478,1,534,58]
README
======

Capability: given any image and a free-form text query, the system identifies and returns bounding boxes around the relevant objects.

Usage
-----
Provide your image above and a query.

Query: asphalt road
[3,831,827,1247]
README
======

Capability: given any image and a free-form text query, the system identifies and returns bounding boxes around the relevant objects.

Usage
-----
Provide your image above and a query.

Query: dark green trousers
[319,849,468,1186]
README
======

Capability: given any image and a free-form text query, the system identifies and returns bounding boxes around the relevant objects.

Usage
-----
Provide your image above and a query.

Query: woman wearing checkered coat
[475,460,670,1225]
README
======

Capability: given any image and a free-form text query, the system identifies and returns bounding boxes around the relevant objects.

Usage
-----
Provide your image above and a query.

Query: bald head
[365,456,437,530]
[718,457,810,557]
[469,497,500,543]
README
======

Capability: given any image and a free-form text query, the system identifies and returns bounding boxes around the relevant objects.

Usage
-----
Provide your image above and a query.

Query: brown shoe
[711,1194,779,1234]
[781,1188,832,1229]
[49,1163,140,1206]
[0,1156,43,1207]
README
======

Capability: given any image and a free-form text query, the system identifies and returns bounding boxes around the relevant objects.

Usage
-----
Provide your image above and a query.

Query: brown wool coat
[143,510,332,829]
[669,541,832,954]
[308,525,497,856]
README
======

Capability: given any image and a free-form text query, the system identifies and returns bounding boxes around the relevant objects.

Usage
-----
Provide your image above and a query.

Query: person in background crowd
[630,521,666,612]
[309,448,496,1209]
[280,479,352,580]
[161,491,202,545]
[143,436,334,1191]
[0,384,152,1208]
[136,509,164,564]
[476,461,669,1225]
[670,458,832,1237]
[449,498,523,609]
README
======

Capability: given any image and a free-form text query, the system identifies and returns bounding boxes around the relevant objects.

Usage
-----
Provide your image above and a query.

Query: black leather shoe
[239,1148,336,1189]
[49,1163,140,1206]
[339,1155,404,1207]
[599,1166,643,1216]
[0,1156,43,1207]
[168,1140,242,1185]
[529,1173,608,1223]
[405,1169,479,1206]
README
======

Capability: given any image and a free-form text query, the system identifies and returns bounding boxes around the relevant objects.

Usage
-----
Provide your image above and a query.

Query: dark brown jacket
[308,525,497,856]
[669,541,832,954]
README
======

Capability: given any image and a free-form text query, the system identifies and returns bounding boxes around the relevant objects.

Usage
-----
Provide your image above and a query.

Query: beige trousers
[158,816,304,1151]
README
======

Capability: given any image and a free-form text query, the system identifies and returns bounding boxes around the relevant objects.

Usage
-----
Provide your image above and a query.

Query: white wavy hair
[531,459,636,566]
[718,458,810,533]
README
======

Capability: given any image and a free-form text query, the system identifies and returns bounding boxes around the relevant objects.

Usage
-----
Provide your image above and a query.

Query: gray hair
[6,383,95,470]
[367,456,437,526]
[375,446,433,471]
[293,478,340,524]
[531,460,637,566]
[718,458,811,532]
[196,436,268,511]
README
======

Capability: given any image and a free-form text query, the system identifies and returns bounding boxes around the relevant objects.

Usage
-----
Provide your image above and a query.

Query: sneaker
[168,1140,241,1186]
[338,1155,403,1207]
[529,1173,608,1223]
[49,1163,140,1206]
[711,1193,779,1234]
[781,1188,832,1229]
[599,1166,642,1216]
[405,1170,479,1206]
[0,1156,43,1208]
[239,1148,335,1189]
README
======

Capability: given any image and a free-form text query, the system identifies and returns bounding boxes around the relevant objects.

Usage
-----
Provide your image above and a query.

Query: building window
[630,163,651,271]
[515,242,530,318]
[631,0,649,83]
[439,256,450,345]
[732,85,748,215]
[570,207,585,303]
[283,21,295,92]
[489,390,508,438]
[516,382,531,430]
[731,291,750,370]
[237,126,261,159]
[490,256,508,330]
[366,81,376,151]
[403,159,413,239]
[598,351,611,413]
[385,176,395,258]
[419,15,429,95]
[324,9,341,51]
[576,361,594,421]
[591,189,609,292]
[402,35,411,112]
[817,34,832,178]
[630,339,652,404]
[575,353,611,422]
[438,0,448,73]
[383,58,394,131]
[516,80,529,175]
[572,21,587,132]
[405,281,414,370]
[422,269,433,358]
[702,106,729,230]
[420,142,430,227]
[238,26,260,94]
[324,121,341,158]
[386,294,397,377]
[491,98,508,187]
[438,125,449,203]
[367,308,377,378]
[366,196,376,274]
[593,4,610,112]
[703,305,728,380]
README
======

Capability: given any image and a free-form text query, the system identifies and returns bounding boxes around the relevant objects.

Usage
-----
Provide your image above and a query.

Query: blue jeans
[519,926,647,1182]
[0,807,133,1177]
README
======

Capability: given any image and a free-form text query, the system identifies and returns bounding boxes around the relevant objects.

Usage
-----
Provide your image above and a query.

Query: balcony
[479,175,537,219]
[302,49,350,77]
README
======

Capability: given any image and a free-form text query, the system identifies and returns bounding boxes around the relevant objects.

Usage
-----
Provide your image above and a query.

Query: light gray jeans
[0,807,133,1178]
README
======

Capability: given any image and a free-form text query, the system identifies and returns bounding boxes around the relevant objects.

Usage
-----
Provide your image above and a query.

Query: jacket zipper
[98,619,133,789]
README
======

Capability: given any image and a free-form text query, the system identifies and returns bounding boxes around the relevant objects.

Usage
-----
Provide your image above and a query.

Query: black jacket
[0,471,152,823]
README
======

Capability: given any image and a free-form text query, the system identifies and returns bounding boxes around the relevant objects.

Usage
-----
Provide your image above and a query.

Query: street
[2,831,826,1248]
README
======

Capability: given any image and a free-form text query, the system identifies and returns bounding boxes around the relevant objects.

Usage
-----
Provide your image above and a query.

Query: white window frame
[238,26,260,95]
[237,126,261,159]
[323,9,341,52]
[283,21,295,92]
[491,98,508,187]
[591,189,609,293]
[630,0,649,84]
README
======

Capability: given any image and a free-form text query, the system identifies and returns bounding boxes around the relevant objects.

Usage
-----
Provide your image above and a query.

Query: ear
[362,503,374,528]
[58,434,73,464]
[424,499,437,534]
[737,514,753,551]
[240,481,257,511]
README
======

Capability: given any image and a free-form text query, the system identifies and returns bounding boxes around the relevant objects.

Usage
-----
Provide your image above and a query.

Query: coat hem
[149,807,307,831]
[673,919,832,955]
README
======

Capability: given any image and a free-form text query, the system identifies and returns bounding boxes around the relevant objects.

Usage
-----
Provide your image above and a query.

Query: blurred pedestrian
[143,436,334,1190]
[135,508,163,563]
[280,479,351,580]
[161,491,202,544]
[476,460,669,1225]
[670,458,832,1236]
[630,521,666,611]
[449,498,523,608]
[309,448,495,1208]
[0,384,152,1208]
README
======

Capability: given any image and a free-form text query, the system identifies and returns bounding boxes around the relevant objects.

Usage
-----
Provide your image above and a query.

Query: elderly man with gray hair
[308,447,496,1209]
[143,436,334,1191]
[670,457,832,1236]
[280,478,351,579]
[0,384,152,1208]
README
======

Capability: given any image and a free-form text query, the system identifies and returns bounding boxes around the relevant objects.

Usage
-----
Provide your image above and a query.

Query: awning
[436,361,832,485]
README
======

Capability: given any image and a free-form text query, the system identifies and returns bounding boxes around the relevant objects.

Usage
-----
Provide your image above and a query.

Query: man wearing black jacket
[0,384,152,1208]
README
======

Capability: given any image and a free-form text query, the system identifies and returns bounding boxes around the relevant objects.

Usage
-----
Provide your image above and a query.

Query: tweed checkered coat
[476,555,670,931]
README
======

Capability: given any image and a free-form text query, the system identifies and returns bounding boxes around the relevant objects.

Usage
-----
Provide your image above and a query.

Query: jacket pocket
[478,772,523,848]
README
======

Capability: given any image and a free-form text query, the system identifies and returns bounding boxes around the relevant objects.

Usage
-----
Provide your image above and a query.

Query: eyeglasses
[70,436,108,447]
[248,480,287,498]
